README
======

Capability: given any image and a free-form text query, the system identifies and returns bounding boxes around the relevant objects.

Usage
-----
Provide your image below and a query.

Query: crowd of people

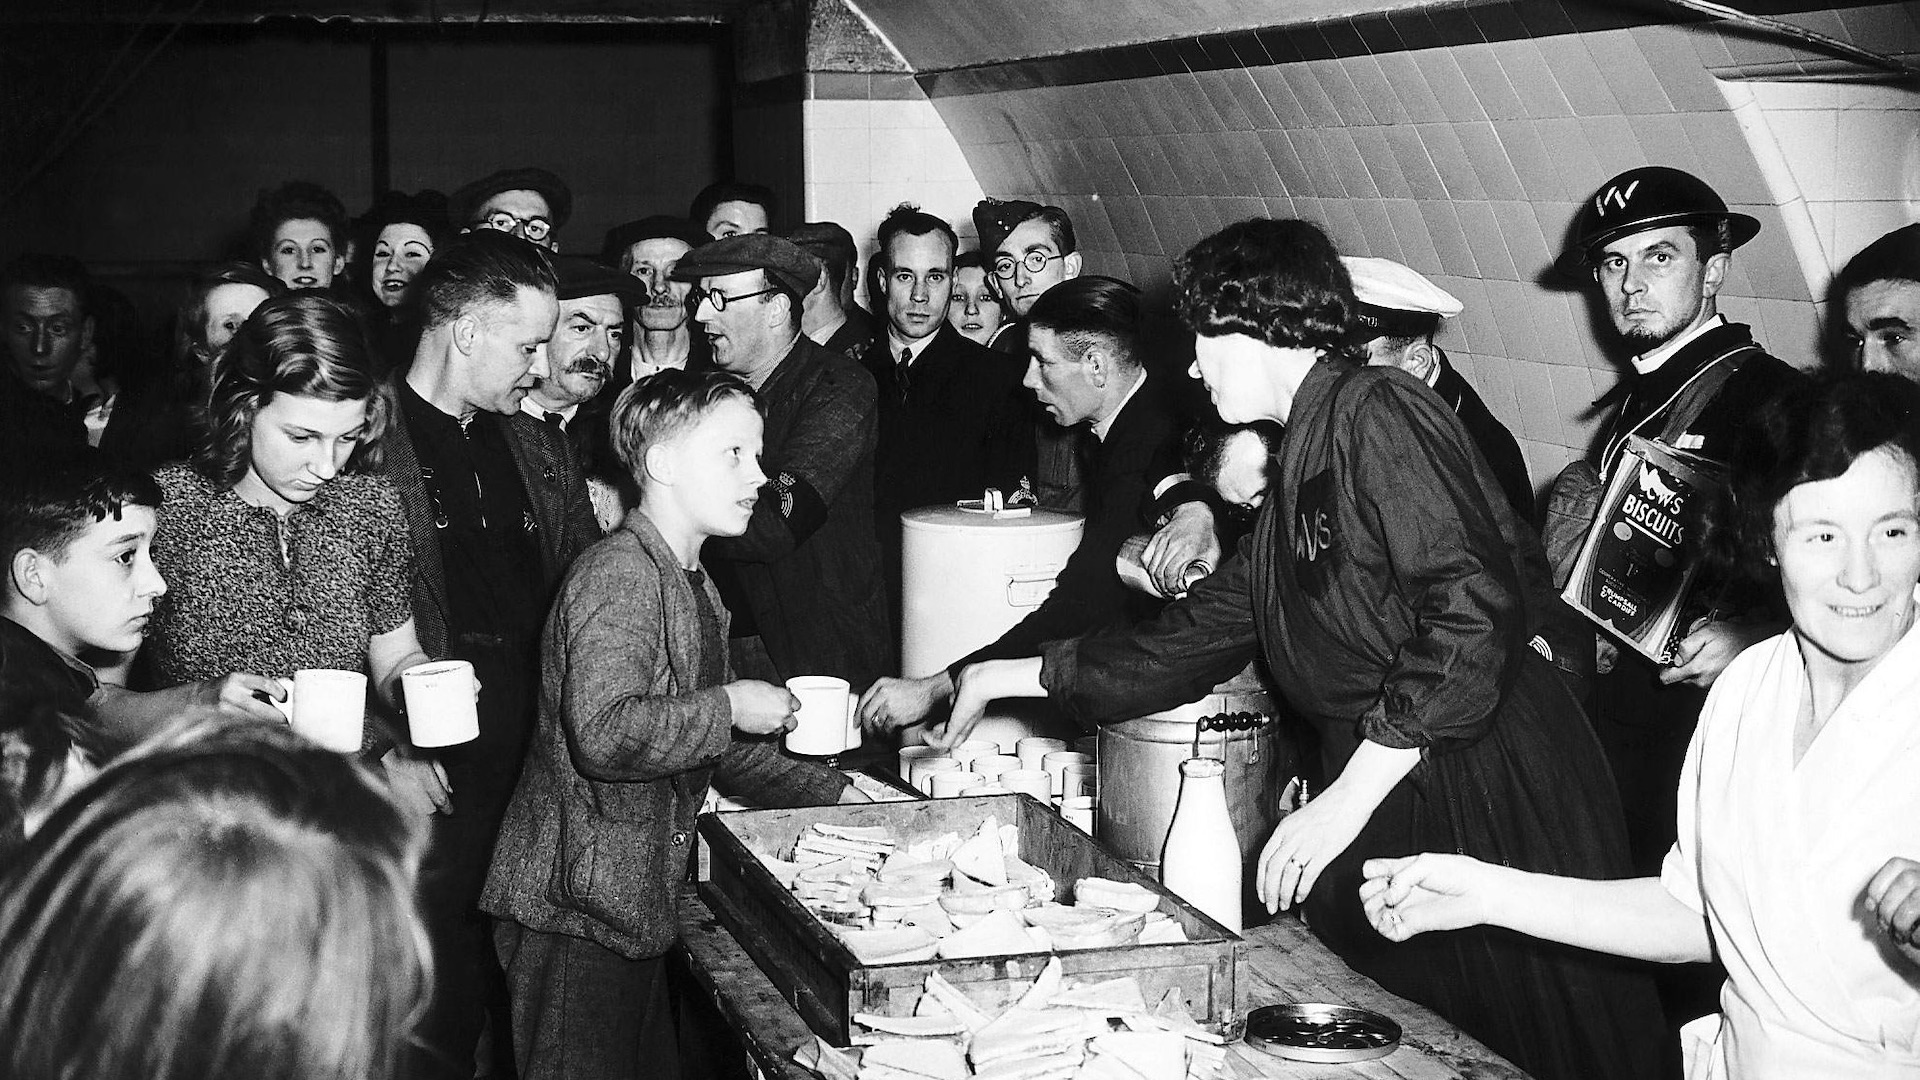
[0,154,1916,1080]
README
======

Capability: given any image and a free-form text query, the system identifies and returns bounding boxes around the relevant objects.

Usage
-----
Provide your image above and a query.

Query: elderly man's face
[3,285,90,398]
[1846,279,1920,382]
[624,238,694,332]
[473,189,557,250]
[540,293,624,408]
[704,200,770,240]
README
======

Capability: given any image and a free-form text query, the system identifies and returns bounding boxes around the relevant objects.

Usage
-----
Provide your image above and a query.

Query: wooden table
[678,889,1529,1080]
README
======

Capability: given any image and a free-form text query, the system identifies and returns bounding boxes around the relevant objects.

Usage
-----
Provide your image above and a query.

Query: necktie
[543,411,564,430]
[896,347,912,400]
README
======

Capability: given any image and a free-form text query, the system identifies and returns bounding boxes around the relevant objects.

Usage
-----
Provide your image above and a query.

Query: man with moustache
[602,215,711,380]
[788,220,878,364]
[866,204,1035,610]
[382,231,600,1079]
[520,257,645,530]
[670,234,890,689]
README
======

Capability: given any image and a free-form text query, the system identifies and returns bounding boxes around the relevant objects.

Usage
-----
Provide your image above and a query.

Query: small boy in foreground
[482,368,865,1080]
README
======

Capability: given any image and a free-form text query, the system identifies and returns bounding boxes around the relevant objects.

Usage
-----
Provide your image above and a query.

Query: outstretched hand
[1359,853,1495,941]
[1255,787,1368,913]
[857,674,953,737]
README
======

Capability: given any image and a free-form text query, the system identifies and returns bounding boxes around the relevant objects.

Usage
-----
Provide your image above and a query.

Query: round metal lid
[1244,1003,1401,1064]
[899,505,1083,532]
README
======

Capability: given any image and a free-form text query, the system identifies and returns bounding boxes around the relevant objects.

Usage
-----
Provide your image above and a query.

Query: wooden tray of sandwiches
[696,794,1241,1049]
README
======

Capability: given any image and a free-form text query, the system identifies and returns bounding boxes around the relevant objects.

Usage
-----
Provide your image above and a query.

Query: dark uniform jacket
[822,305,879,370]
[1590,320,1800,478]
[706,336,891,690]
[872,322,1036,541]
[957,371,1181,672]
[1432,349,1533,522]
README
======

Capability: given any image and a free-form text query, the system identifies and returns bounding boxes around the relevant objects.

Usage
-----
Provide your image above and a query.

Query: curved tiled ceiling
[852,0,1442,70]
[855,0,1920,485]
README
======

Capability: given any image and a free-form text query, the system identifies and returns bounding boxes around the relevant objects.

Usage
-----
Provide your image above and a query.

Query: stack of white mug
[897,736,1097,833]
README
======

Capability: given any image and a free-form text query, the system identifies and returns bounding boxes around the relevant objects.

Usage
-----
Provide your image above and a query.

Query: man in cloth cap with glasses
[670,234,891,690]
[451,166,571,252]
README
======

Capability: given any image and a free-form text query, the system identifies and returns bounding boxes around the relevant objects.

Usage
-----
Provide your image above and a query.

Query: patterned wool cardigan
[480,510,848,959]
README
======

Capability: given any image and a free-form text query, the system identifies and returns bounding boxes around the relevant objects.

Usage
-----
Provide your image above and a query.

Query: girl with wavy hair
[142,292,446,812]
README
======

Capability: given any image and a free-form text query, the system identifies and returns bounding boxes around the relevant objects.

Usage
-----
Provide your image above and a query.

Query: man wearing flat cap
[1344,255,1532,523]
[601,214,710,380]
[451,166,571,251]
[671,233,891,689]
[520,256,645,531]
[1556,166,1803,881]
[787,220,878,364]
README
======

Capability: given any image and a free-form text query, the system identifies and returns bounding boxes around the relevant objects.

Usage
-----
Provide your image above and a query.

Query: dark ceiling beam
[0,0,739,25]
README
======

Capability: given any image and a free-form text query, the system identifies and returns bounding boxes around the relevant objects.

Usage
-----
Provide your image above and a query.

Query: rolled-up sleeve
[1351,382,1522,753]
[1039,542,1260,728]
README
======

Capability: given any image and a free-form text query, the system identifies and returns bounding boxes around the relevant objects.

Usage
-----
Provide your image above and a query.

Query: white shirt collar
[520,397,579,425]
[806,311,848,347]
[1090,369,1148,443]
[1631,313,1726,375]
[885,326,940,367]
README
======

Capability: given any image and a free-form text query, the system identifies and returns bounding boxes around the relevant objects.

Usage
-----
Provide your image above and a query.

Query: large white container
[899,506,1084,752]
[899,506,1083,677]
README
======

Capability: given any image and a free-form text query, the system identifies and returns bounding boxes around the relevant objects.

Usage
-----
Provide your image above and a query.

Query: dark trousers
[410,641,535,1080]
[411,792,516,1080]
[495,922,681,1080]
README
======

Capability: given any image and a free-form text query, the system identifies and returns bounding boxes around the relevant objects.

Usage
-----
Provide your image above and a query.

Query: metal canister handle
[1189,710,1267,761]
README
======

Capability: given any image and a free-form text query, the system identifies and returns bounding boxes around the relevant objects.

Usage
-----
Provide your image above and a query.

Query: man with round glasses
[973,199,1089,512]
[450,167,571,252]
[669,234,890,690]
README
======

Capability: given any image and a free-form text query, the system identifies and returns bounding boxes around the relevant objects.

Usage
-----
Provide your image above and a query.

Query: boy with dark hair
[1,464,285,851]
[0,465,161,850]
[484,367,859,1079]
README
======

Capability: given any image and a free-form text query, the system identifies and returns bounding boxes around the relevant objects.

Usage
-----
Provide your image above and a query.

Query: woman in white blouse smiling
[1363,372,1920,1078]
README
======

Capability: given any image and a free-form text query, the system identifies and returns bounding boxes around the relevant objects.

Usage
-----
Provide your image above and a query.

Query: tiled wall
[868,1,1920,493]
[803,72,987,297]
[1729,79,1920,295]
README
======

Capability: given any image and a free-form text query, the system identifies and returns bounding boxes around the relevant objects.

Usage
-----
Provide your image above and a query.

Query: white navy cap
[1340,256,1462,340]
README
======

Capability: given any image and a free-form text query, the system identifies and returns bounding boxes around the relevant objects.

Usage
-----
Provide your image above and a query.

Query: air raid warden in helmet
[1554,165,1803,877]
